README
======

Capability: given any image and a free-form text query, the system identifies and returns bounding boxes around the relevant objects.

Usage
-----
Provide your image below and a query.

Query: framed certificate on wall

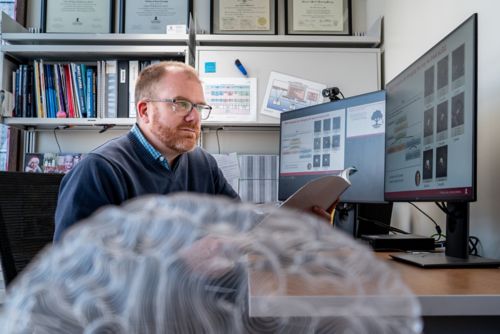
[41,0,114,33]
[286,0,351,35]
[211,0,276,35]
[120,0,190,34]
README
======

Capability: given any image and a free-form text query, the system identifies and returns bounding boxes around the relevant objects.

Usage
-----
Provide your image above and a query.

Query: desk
[248,252,500,334]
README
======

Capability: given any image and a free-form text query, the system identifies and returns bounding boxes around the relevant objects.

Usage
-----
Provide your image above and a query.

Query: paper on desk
[280,175,350,211]
[212,153,240,191]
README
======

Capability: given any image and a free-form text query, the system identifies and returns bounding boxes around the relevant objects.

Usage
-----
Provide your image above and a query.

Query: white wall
[382,0,500,258]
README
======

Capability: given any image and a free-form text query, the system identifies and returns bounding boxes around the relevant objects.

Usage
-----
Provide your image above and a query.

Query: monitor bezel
[384,13,478,203]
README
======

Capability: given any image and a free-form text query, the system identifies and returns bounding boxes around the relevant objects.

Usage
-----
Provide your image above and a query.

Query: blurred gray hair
[0,193,422,333]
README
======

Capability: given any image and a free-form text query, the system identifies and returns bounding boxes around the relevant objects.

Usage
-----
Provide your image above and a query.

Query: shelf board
[2,118,280,130]
[1,45,188,61]
[196,34,380,48]
[2,117,135,130]
[1,33,189,45]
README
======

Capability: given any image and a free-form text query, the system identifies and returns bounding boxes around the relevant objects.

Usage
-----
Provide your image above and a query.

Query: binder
[117,60,129,118]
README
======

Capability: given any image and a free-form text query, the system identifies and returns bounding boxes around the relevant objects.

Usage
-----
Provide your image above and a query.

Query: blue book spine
[44,64,54,118]
[75,65,87,117]
[86,68,95,118]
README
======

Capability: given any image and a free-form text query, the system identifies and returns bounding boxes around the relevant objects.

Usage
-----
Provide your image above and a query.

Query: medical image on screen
[332,116,341,130]
[424,66,434,97]
[314,138,321,150]
[322,154,330,167]
[437,55,449,90]
[451,92,465,128]
[332,135,341,148]
[436,145,448,178]
[313,154,321,167]
[424,108,434,137]
[323,136,331,149]
[452,44,465,82]
[323,118,331,131]
[423,149,434,180]
[314,120,321,133]
[436,101,448,133]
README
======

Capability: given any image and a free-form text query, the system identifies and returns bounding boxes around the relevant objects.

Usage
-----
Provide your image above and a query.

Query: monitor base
[390,252,500,268]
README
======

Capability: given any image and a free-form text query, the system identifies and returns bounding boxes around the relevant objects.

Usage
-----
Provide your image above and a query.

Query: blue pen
[234,59,248,77]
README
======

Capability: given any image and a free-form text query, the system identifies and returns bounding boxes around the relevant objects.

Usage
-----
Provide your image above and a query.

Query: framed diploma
[286,0,351,35]
[121,0,190,34]
[211,0,276,35]
[41,0,114,33]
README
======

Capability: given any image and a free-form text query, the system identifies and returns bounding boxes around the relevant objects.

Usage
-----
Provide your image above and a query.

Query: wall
[382,0,500,259]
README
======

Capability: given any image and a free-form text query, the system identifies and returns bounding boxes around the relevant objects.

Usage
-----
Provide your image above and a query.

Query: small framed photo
[211,0,276,35]
[286,0,351,35]
[41,0,114,33]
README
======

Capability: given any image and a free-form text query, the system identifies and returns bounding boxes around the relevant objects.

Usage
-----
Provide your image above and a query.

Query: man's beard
[150,117,200,154]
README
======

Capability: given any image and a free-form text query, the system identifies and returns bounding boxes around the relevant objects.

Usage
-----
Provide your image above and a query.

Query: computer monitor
[279,90,388,219]
[279,90,386,203]
[385,14,499,267]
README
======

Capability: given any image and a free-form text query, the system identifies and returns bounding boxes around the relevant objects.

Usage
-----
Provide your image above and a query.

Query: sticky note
[204,62,216,73]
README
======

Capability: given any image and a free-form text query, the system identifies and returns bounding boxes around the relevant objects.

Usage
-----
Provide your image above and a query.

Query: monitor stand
[390,202,500,268]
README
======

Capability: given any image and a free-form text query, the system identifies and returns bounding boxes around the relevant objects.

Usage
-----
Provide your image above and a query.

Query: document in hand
[280,169,353,211]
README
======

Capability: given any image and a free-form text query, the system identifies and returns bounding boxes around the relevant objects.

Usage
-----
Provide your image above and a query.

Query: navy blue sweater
[54,132,239,241]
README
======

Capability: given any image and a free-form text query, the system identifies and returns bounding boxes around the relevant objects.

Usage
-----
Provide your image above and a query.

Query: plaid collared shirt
[130,124,170,171]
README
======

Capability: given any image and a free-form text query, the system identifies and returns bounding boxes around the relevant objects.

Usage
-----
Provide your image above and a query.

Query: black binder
[117,60,129,118]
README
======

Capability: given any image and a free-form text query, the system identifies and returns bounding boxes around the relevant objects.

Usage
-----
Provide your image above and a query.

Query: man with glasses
[54,61,239,241]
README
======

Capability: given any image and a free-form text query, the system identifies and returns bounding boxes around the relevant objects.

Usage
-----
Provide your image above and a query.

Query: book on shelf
[117,60,129,118]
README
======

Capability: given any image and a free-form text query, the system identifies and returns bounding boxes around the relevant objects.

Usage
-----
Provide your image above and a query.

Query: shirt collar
[131,124,170,170]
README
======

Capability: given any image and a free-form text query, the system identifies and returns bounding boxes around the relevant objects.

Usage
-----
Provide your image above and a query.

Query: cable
[215,127,223,154]
[468,236,480,256]
[409,202,444,240]
[357,216,410,235]
[53,127,62,153]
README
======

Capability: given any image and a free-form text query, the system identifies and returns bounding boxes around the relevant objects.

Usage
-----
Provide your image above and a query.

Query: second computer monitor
[279,90,386,203]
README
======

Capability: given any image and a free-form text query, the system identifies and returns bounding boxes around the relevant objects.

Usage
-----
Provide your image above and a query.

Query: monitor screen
[279,90,386,203]
[384,14,477,202]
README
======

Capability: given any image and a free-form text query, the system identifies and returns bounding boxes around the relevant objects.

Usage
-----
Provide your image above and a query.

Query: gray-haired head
[0,193,422,333]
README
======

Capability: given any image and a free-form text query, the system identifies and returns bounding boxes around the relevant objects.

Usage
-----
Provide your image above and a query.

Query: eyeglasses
[146,98,212,120]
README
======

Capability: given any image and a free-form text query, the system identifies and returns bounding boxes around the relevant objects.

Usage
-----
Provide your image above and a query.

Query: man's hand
[311,205,332,221]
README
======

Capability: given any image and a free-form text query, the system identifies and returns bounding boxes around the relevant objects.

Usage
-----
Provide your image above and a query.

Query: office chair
[0,172,63,286]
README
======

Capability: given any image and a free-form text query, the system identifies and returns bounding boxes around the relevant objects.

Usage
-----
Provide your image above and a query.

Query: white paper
[261,71,326,119]
[238,154,279,204]
[212,152,240,192]
[202,77,257,123]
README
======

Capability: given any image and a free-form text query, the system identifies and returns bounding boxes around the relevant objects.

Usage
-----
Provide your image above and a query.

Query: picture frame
[286,0,351,35]
[0,0,25,26]
[41,0,114,33]
[120,0,191,34]
[211,0,276,35]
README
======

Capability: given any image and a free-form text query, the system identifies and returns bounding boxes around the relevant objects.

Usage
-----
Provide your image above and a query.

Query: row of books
[11,60,162,119]
[24,153,85,174]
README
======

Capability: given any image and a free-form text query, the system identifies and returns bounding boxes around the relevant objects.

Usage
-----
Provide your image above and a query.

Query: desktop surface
[249,252,500,317]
